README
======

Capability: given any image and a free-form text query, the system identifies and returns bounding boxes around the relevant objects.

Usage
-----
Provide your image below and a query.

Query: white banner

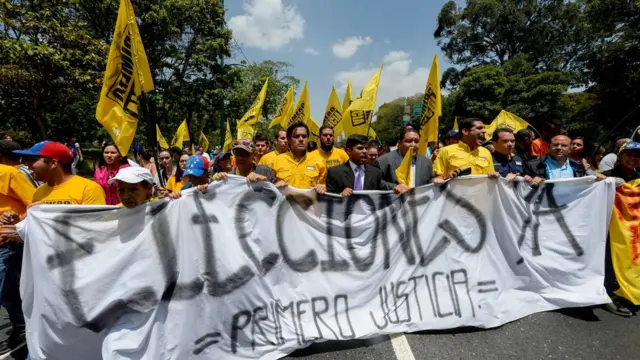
[20,176,615,360]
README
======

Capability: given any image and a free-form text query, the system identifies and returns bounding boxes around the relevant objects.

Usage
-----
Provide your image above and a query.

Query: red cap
[13,141,74,164]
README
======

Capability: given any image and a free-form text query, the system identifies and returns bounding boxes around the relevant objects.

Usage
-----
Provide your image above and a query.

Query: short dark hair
[572,136,585,142]
[319,125,334,136]
[254,133,268,144]
[169,146,182,157]
[405,122,420,132]
[45,157,73,174]
[345,135,368,149]
[367,140,379,148]
[458,118,484,132]
[286,122,309,139]
[138,147,152,161]
[0,140,22,161]
[491,127,514,142]
[515,129,534,142]
[397,127,420,142]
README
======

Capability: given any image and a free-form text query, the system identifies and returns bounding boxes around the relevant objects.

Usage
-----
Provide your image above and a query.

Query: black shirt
[492,152,524,177]
[603,166,640,183]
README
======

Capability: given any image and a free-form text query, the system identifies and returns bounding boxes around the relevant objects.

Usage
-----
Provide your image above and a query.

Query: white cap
[108,166,154,185]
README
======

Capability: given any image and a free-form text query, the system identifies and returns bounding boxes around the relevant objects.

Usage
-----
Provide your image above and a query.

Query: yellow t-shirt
[309,148,349,169]
[165,176,185,193]
[258,151,281,169]
[272,152,327,189]
[0,164,35,216]
[33,175,106,205]
[433,142,495,176]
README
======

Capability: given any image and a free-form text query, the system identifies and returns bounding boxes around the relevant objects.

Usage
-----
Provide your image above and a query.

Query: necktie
[354,166,363,191]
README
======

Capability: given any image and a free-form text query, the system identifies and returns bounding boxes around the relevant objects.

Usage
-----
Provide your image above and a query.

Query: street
[2,306,637,359]
[287,307,640,360]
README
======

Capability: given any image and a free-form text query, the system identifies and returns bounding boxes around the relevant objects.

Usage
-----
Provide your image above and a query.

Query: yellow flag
[485,110,530,140]
[453,118,459,131]
[418,55,441,155]
[321,87,344,131]
[96,0,154,156]
[269,85,294,128]
[342,66,382,137]
[334,80,352,136]
[237,122,257,140]
[198,132,209,151]
[156,124,169,149]
[223,120,233,152]
[171,120,190,147]
[283,81,310,129]
[610,179,640,304]
[395,147,414,187]
[307,117,321,144]
[238,78,269,127]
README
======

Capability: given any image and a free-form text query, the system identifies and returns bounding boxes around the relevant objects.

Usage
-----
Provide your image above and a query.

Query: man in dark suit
[326,135,384,196]
[375,127,434,194]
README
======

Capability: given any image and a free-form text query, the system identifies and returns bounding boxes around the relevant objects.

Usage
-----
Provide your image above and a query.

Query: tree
[0,0,107,141]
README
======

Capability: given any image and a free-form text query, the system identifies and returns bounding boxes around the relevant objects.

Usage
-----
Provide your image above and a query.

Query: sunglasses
[233,140,252,146]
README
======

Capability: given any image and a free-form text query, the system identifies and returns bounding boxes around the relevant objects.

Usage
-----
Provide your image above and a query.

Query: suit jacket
[375,149,434,190]
[326,162,384,194]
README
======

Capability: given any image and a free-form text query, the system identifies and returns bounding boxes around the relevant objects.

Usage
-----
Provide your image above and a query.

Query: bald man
[524,135,605,185]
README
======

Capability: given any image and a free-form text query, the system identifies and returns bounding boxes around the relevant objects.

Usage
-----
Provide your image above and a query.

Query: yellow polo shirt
[272,152,327,189]
[0,164,35,216]
[433,142,495,176]
[33,175,106,205]
[309,148,349,169]
[258,151,281,169]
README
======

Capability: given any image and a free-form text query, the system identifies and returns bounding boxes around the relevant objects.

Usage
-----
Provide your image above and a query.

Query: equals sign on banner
[477,280,499,293]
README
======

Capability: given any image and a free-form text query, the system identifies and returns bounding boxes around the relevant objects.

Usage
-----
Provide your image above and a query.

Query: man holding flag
[375,127,433,194]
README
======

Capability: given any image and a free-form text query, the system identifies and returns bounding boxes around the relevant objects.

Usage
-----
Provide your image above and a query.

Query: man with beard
[433,118,500,185]
[309,126,349,169]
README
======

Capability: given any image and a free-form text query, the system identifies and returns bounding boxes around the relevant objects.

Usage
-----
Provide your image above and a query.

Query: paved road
[1,307,637,359]
[287,307,640,360]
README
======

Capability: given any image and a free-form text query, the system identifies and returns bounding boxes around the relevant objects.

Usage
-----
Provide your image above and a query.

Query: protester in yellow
[259,130,288,169]
[433,118,500,185]
[14,141,106,205]
[272,123,327,192]
[165,153,188,193]
[111,167,157,208]
[309,126,349,169]
[0,142,37,220]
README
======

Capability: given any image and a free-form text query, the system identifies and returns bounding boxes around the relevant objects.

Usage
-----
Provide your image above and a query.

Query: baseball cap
[232,139,256,153]
[446,129,459,138]
[108,167,154,185]
[215,151,232,162]
[618,141,640,155]
[13,141,74,164]
[183,154,210,177]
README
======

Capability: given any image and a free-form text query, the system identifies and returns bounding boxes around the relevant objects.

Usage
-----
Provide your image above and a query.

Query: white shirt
[599,153,617,172]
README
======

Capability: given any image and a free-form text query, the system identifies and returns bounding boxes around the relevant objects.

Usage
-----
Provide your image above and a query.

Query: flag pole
[140,93,163,186]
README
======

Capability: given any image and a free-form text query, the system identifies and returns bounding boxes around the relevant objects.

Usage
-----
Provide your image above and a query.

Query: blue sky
[225,0,463,123]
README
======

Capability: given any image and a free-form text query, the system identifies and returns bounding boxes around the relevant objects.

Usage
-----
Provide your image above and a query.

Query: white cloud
[384,39,391,44]
[331,36,373,59]
[333,51,430,112]
[228,0,305,51]
[304,47,319,55]
[382,51,410,64]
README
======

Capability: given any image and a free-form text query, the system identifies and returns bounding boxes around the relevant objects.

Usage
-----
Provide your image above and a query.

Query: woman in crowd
[165,153,188,193]
[110,167,156,208]
[94,141,130,205]
[586,144,607,175]
[135,146,158,181]
[570,137,590,170]
[603,141,640,182]
[158,150,174,187]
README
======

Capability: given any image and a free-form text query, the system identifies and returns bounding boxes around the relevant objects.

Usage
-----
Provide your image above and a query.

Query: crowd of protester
[0,117,639,357]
